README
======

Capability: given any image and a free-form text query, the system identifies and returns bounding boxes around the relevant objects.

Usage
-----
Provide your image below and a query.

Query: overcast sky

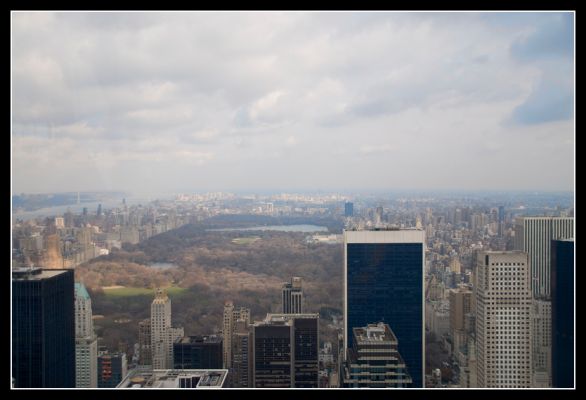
[12,11,574,195]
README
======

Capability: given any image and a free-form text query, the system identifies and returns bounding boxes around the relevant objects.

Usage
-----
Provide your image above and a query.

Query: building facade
[97,352,128,388]
[252,313,319,388]
[12,268,75,388]
[344,229,425,387]
[551,239,574,388]
[475,251,532,388]
[231,319,253,388]
[173,336,223,369]
[138,319,152,366]
[531,299,552,387]
[150,288,182,370]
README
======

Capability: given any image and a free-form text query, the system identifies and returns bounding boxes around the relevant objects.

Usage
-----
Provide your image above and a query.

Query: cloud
[11,12,574,193]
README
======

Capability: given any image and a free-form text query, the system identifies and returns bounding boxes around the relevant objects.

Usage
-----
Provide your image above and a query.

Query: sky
[11,11,575,195]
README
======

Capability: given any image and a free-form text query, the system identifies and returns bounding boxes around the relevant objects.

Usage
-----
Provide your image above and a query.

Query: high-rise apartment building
[12,268,75,388]
[344,229,425,387]
[173,336,223,369]
[150,288,182,370]
[222,301,250,369]
[138,319,152,366]
[448,287,473,353]
[514,217,573,298]
[282,277,304,314]
[342,322,412,388]
[232,318,252,388]
[551,239,574,388]
[475,251,532,388]
[74,283,98,388]
[252,313,319,388]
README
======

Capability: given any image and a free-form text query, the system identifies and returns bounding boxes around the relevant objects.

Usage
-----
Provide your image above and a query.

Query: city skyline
[12,11,574,194]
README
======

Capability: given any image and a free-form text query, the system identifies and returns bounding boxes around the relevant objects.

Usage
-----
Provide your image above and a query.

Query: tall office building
[282,277,304,314]
[174,336,223,369]
[551,239,574,388]
[344,202,354,217]
[448,287,472,353]
[222,301,250,369]
[342,322,412,388]
[232,319,252,387]
[150,288,182,369]
[252,314,319,388]
[531,299,552,387]
[475,251,532,388]
[514,217,573,298]
[138,319,152,366]
[97,351,127,388]
[344,229,425,387]
[74,283,98,388]
[12,268,75,388]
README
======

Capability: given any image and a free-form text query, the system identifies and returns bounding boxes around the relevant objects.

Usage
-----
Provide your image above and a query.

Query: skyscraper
[12,268,75,388]
[150,288,182,369]
[342,322,412,388]
[514,217,573,298]
[475,251,532,388]
[551,239,574,388]
[173,336,223,369]
[252,313,319,388]
[282,276,304,314]
[138,319,152,367]
[531,299,552,387]
[74,283,98,388]
[344,202,354,217]
[344,229,425,387]
[222,301,250,369]
[232,319,252,388]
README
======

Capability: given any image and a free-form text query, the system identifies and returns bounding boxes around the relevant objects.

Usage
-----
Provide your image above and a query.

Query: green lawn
[102,286,187,298]
[231,236,260,245]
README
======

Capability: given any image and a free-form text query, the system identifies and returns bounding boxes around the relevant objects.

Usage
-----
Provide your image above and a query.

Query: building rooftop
[353,322,398,345]
[12,267,70,281]
[117,369,228,389]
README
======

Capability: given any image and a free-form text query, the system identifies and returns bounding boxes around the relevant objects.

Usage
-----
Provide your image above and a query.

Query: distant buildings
[74,283,98,388]
[551,238,574,388]
[12,268,75,388]
[475,251,532,388]
[344,229,425,387]
[97,351,127,388]
[342,322,412,387]
[252,313,319,388]
[173,336,223,369]
[282,277,304,314]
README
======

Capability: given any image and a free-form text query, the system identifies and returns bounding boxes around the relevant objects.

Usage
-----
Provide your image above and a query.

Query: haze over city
[12,11,574,195]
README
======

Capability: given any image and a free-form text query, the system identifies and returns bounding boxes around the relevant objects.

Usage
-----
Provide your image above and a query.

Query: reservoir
[208,224,328,233]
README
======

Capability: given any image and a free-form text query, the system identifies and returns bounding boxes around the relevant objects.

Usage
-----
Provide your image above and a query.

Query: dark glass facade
[97,353,126,388]
[551,239,574,388]
[12,269,75,388]
[173,336,223,369]
[346,242,423,387]
[293,317,318,388]
[253,324,291,388]
[345,202,354,217]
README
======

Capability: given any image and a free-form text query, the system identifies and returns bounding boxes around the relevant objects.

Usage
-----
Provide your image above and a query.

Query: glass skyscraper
[12,268,75,388]
[551,238,574,388]
[344,229,425,387]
